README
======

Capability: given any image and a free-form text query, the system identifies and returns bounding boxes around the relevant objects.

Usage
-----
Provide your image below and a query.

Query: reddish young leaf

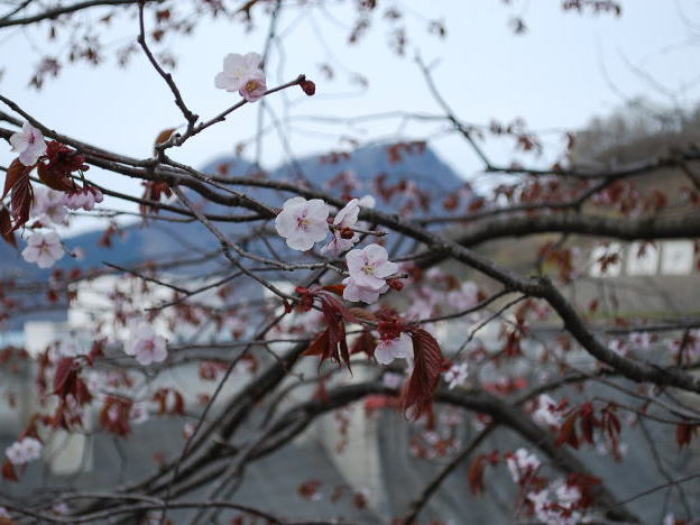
[579,403,596,445]
[303,329,330,357]
[2,159,29,199]
[350,330,376,357]
[676,423,696,448]
[1,459,18,482]
[468,455,487,494]
[100,396,133,436]
[153,388,185,415]
[0,208,17,247]
[3,159,34,232]
[403,327,445,418]
[37,162,74,192]
[556,413,580,449]
[53,357,77,396]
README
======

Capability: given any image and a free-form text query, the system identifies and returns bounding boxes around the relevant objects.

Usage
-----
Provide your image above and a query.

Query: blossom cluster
[7,123,103,269]
[5,437,42,465]
[526,482,583,525]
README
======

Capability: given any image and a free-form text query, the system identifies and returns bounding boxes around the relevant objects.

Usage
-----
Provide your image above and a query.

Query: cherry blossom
[21,231,64,269]
[532,394,563,427]
[124,321,168,366]
[443,362,468,389]
[342,276,387,304]
[5,437,42,465]
[32,186,68,225]
[345,244,398,290]
[214,52,267,102]
[275,197,330,251]
[238,71,267,102]
[9,121,46,166]
[375,332,413,365]
[322,198,361,256]
[506,448,540,483]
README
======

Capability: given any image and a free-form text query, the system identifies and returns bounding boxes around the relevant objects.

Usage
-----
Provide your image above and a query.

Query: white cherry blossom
[275,197,330,251]
[10,122,46,166]
[322,199,361,256]
[443,362,469,389]
[32,186,68,225]
[345,243,398,290]
[506,448,540,483]
[124,321,167,366]
[532,394,562,427]
[375,333,413,365]
[21,231,64,269]
[5,437,43,465]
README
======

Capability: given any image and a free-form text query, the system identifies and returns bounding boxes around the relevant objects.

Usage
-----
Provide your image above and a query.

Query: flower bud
[300,79,316,96]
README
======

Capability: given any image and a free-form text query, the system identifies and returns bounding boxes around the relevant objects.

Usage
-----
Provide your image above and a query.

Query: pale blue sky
[1,1,700,234]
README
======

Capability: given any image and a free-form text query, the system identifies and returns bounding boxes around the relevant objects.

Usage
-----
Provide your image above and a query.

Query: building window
[626,242,659,276]
[660,241,694,275]
[589,243,622,277]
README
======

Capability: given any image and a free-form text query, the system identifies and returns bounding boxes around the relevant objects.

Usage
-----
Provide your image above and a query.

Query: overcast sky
[2,0,700,234]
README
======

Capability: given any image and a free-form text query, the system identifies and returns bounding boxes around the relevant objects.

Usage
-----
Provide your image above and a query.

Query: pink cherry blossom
[124,322,167,366]
[22,231,64,269]
[275,196,330,251]
[238,71,267,102]
[345,243,398,290]
[5,437,43,465]
[375,332,413,365]
[32,186,68,225]
[342,276,387,304]
[63,186,104,211]
[322,198,361,256]
[443,362,468,389]
[10,122,46,166]
[214,52,267,102]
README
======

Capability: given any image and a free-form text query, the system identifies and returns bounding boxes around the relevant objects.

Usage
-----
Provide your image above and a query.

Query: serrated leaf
[403,327,444,418]
[2,159,31,199]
